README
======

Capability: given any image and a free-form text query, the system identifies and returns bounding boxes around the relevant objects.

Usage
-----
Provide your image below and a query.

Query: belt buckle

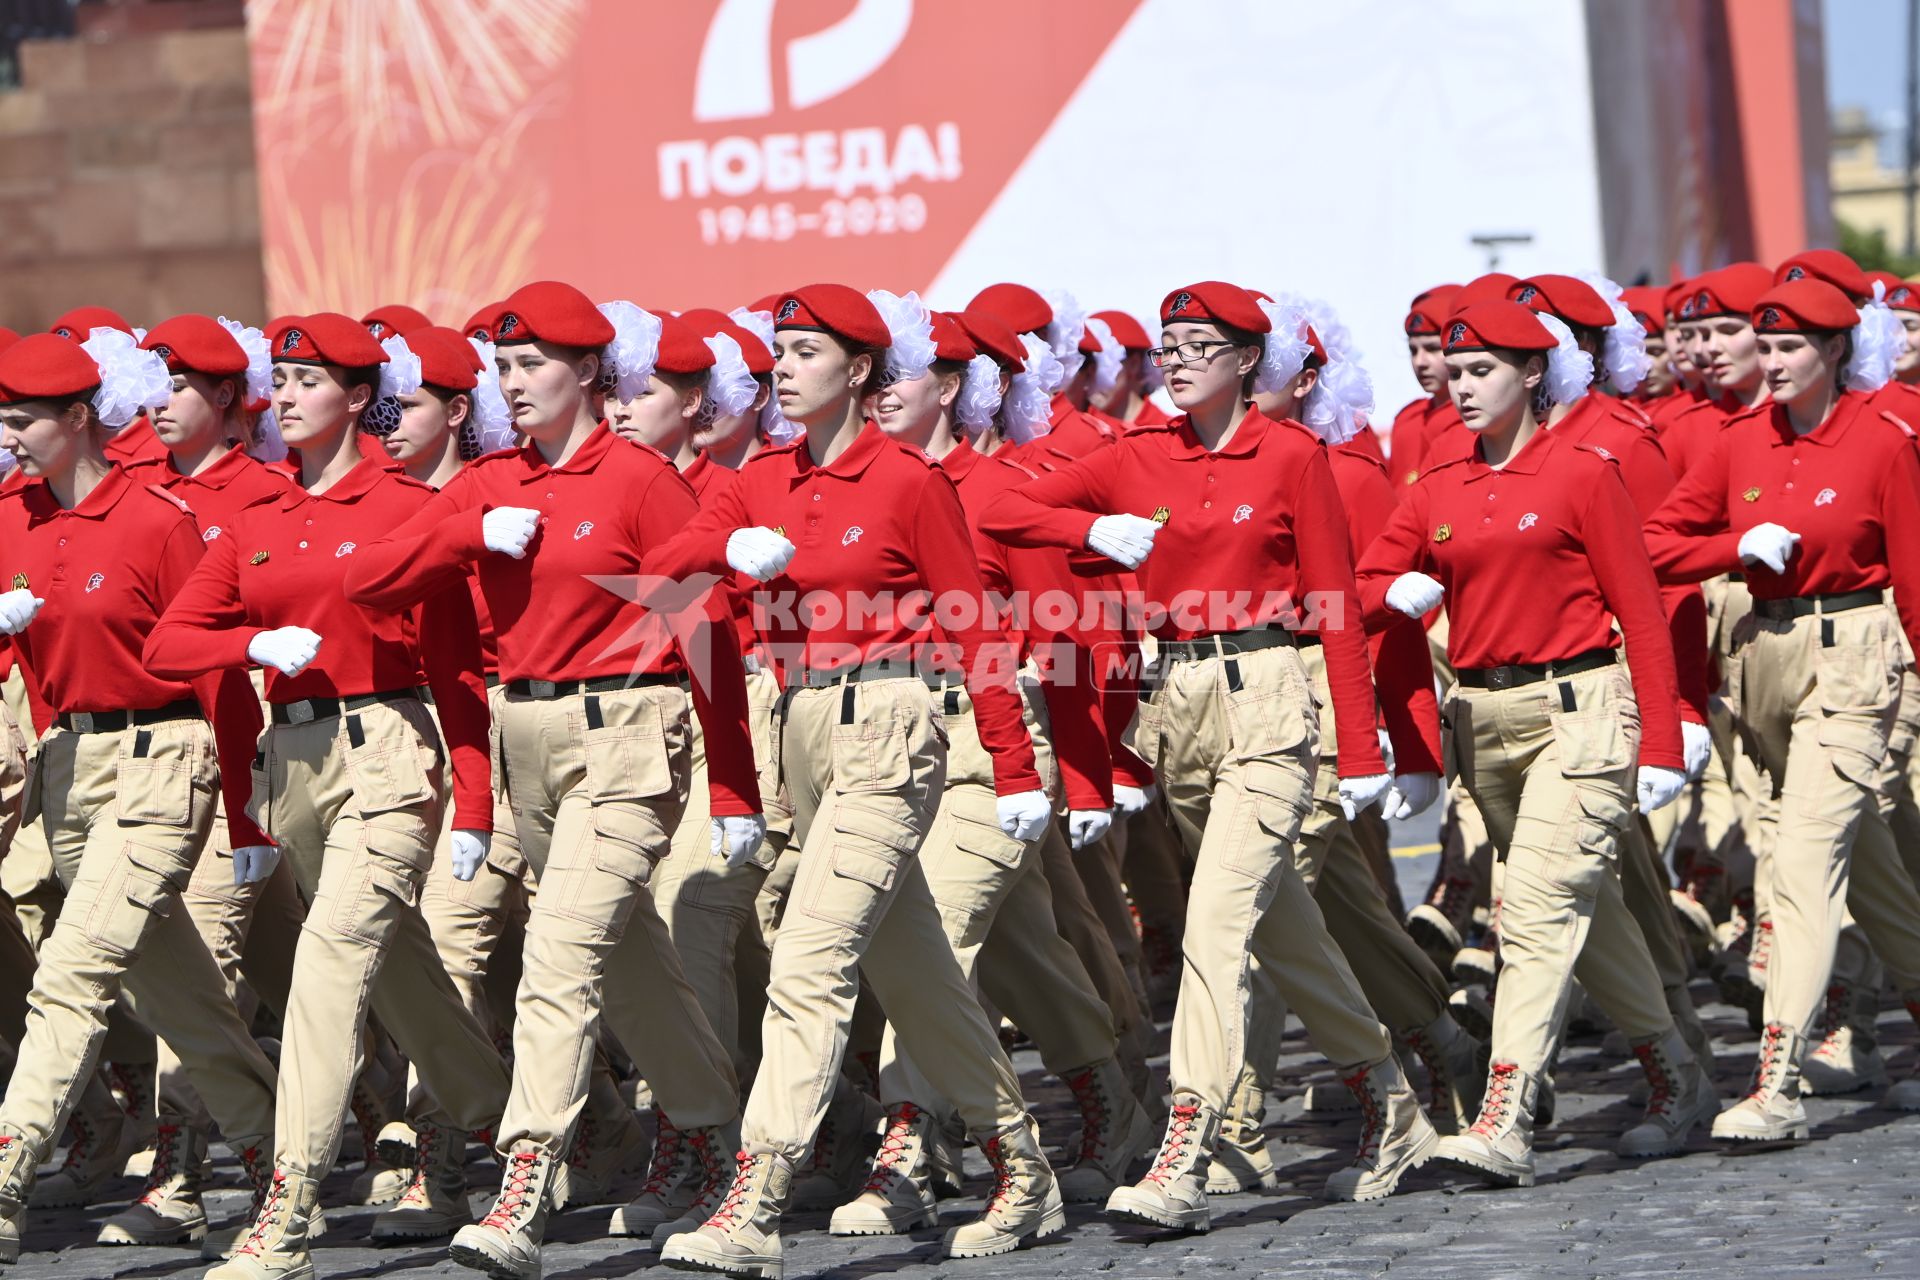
[287,701,316,725]
[528,679,557,698]
[71,711,95,733]
[743,654,763,676]
[1486,668,1515,692]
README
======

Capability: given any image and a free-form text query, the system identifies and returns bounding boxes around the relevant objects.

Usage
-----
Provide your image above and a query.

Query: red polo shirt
[144,456,494,831]
[126,446,293,542]
[1355,425,1685,771]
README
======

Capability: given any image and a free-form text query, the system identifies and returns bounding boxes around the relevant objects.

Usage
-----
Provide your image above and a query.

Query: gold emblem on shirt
[1150,506,1171,525]
[8,574,23,590]
[1742,487,1761,503]
[1433,524,1452,543]
[771,525,786,539]
[1405,470,1419,485]
[249,551,270,565]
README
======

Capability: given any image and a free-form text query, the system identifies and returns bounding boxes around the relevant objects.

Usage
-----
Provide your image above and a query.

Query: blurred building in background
[0,0,1838,408]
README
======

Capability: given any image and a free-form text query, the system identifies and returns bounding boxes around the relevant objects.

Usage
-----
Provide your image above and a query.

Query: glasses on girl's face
[1147,339,1236,368]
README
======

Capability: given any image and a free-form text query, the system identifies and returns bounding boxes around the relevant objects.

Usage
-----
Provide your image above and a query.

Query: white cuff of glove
[1384,571,1444,618]
[1383,771,1442,820]
[1636,765,1687,814]
[1086,513,1159,570]
[1338,772,1393,821]
[726,528,796,582]
[1111,783,1156,818]
[1681,719,1713,782]
[996,790,1052,843]
[711,814,769,869]
[1068,808,1113,850]
[482,507,541,559]
[1736,522,1800,574]
[231,844,281,887]
[450,829,490,881]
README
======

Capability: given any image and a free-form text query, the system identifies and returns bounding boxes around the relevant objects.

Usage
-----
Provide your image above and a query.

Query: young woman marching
[1353,300,1710,1188]
[982,282,1423,1230]
[142,313,513,1280]
[636,284,1065,1274]
[0,331,280,1262]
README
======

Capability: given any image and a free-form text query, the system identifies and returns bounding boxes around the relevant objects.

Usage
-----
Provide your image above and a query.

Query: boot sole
[942,1203,1065,1258]
[658,1249,781,1278]
[448,1240,540,1280]
[1326,1125,1440,1203]
[371,1218,469,1242]
[606,1209,669,1238]
[1104,1189,1209,1233]
[97,1219,208,1245]
[828,1208,935,1236]
[1710,1120,1809,1142]
[1431,1145,1533,1188]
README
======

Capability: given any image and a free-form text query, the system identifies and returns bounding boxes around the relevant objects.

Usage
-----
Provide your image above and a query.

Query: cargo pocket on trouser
[1551,671,1640,780]
[84,838,193,958]
[1222,669,1312,762]
[1219,756,1313,882]
[582,696,681,804]
[342,704,439,818]
[829,712,914,795]
[331,818,429,949]
[1555,787,1630,901]
[803,799,923,937]
[1816,715,1890,794]
[116,724,214,828]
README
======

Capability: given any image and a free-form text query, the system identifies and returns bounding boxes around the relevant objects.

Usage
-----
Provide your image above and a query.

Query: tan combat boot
[347,1084,409,1207]
[205,1168,323,1280]
[449,1148,556,1280]
[1325,1055,1439,1201]
[1803,978,1887,1095]
[828,1103,938,1236]
[1432,1061,1539,1186]
[608,1110,694,1237]
[98,1122,210,1245]
[202,1141,278,1261]
[1618,1028,1719,1157]
[943,1114,1064,1259]
[1204,1070,1279,1194]
[31,1096,138,1208]
[0,1125,36,1264]
[551,1098,647,1210]
[1058,1059,1154,1203]
[788,1080,878,1211]
[648,1123,738,1248]
[1104,1095,1218,1233]
[1404,1011,1487,1136]
[657,1147,792,1279]
[1712,1022,1809,1141]
[371,1122,471,1241]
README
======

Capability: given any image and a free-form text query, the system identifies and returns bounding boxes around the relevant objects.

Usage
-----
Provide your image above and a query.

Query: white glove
[711,814,768,869]
[1068,808,1113,850]
[1338,772,1393,821]
[482,506,541,559]
[1636,765,1687,815]
[1111,783,1157,818]
[450,829,490,881]
[231,844,281,886]
[996,790,1052,843]
[726,528,796,582]
[1376,727,1397,774]
[1384,572,1444,618]
[0,589,43,636]
[1382,772,1442,820]
[1736,522,1800,574]
[1681,719,1713,782]
[1086,514,1160,570]
[247,627,322,677]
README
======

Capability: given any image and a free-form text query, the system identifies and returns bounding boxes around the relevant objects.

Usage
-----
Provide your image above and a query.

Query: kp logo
[1758,306,1782,330]
[84,572,104,593]
[1785,265,1807,281]
[1447,321,1467,347]
[575,520,595,540]
[1815,488,1837,506]
[1517,513,1539,531]
[1166,291,1193,316]
[841,525,865,546]
[776,298,799,323]
[335,542,357,557]
[695,0,914,123]
[1514,285,1538,304]
[279,329,304,355]
[1232,504,1253,524]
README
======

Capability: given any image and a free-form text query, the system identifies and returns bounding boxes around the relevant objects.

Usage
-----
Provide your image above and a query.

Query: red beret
[772,284,890,349]
[1618,286,1665,335]
[48,306,133,341]
[1752,280,1859,334]
[362,305,434,339]
[462,302,506,342]
[679,308,774,376]
[406,326,480,392]
[1661,278,1692,321]
[748,293,784,315]
[493,282,615,349]
[0,333,101,403]
[1680,264,1773,320]
[957,310,1025,371]
[1452,273,1520,309]
[269,313,389,367]
[0,329,18,356]
[1442,301,1556,353]
[1510,274,1615,329]
[1870,271,1920,312]
[653,311,717,376]
[966,283,1052,337]
[1775,250,1869,304]
[1092,310,1152,351]
[929,312,978,364]
[1160,282,1270,333]
[1404,285,1460,336]
[141,314,248,377]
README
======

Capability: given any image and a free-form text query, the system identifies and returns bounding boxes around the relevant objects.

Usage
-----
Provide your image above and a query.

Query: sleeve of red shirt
[912,469,1041,796]
[414,580,493,833]
[1604,438,1711,727]
[1354,483,1438,629]
[1642,431,1743,583]
[1290,447,1386,777]
[1582,467,1684,770]
[1337,457,1441,773]
[144,525,264,679]
[975,445,1125,552]
[342,477,487,611]
[636,472,754,581]
[148,518,271,849]
[632,467,760,818]
[1879,439,1920,661]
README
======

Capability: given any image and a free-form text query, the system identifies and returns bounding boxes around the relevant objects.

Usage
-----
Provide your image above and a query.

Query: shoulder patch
[1879,409,1917,438]
[144,483,194,514]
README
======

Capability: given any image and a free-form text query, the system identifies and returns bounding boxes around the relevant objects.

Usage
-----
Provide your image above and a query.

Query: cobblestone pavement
[10,838,1919,1278]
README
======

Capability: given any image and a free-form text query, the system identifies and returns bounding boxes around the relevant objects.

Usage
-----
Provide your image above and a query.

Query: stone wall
[0,21,263,335]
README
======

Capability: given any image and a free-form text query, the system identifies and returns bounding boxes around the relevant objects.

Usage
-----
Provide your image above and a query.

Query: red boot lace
[565,1113,595,1173]
[860,1104,923,1194]
[479,1152,544,1230]
[1342,1067,1383,1165]
[1406,1030,1450,1117]
[1142,1103,1200,1188]
[135,1124,183,1205]
[981,1136,1014,1214]
[349,1090,382,1166]
[1064,1069,1109,1163]
[636,1112,685,1199]
[1631,1044,1675,1117]
[400,1125,437,1201]
[804,1114,837,1175]
[1750,920,1775,975]
[704,1152,757,1231]
[58,1111,95,1173]
[680,1129,729,1217]
[237,1146,271,1223]
[1812,983,1850,1060]
[1745,1024,1788,1101]
[1466,1063,1519,1140]
[235,1171,290,1257]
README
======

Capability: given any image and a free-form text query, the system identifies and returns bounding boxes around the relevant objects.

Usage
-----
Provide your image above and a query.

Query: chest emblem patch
[1150,505,1171,524]
[1814,488,1837,506]
[1433,524,1452,543]
[335,542,357,557]
[250,551,270,565]
[1518,512,1539,531]
[1232,504,1253,524]
[842,526,864,546]
[574,520,595,540]
[9,573,24,590]
[84,573,104,593]
[1742,487,1761,503]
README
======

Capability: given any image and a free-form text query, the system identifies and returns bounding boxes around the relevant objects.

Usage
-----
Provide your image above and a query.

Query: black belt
[270,689,420,726]
[788,656,920,690]
[1456,647,1616,691]
[1751,589,1884,622]
[505,673,678,700]
[58,699,201,734]
[1158,626,1299,666]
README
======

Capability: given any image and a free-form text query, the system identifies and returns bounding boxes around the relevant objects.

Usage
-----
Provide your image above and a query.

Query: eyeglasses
[1147,339,1238,368]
